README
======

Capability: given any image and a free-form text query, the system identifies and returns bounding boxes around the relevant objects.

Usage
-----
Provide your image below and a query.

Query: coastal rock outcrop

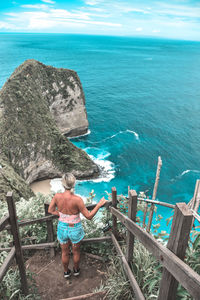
[0,60,99,198]
[0,155,34,202]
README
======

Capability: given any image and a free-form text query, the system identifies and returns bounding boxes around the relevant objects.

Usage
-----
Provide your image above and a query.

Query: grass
[0,191,200,299]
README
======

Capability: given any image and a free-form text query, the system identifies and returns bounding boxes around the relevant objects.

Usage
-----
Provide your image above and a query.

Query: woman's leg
[72,242,81,270]
[61,241,71,272]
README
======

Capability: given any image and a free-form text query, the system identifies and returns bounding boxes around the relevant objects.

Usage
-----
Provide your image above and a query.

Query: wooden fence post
[142,196,149,229]
[147,156,162,233]
[44,203,55,258]
[112,187,117,237]
[158,202,193,300]
[126,190,138,264]
[191,180,200,229]
[6,192,29,295]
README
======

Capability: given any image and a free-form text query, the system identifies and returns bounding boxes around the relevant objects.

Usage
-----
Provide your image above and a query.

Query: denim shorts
[57,221,85,245]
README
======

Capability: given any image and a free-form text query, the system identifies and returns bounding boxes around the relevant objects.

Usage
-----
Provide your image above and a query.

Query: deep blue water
[1,33,200,231]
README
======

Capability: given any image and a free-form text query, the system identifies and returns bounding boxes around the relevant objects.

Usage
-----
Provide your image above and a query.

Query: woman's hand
[98,197,107,208]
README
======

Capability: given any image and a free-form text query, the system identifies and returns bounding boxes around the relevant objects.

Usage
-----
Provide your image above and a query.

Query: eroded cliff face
[9,59,89,136]
[0,60,99,193]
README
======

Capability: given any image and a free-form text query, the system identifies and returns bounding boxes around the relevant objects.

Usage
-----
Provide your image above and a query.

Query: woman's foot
[64,269,71,278]
[73,267,80,276]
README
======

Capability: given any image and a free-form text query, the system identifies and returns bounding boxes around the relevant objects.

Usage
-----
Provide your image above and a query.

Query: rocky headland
[0,60,99,201]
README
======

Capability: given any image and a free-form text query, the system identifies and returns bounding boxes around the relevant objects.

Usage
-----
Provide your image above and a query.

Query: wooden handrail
[4,201,112,231]
[0,247,15,282]
[5,214,57,230]
[0,215,10,232]
[111,233,145,300]
[110,206,200,299]
[191,209,200,223]
[137,197,175,209]
[0,236,112,252]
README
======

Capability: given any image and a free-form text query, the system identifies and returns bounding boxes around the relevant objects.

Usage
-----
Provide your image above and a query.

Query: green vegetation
[0,155,34,202]
[0,191,199,299]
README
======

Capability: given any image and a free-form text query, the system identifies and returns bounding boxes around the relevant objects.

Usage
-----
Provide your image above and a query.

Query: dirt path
[27,250,107,300]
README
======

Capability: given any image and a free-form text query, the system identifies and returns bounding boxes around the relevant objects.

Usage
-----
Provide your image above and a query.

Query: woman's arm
[48,196,59,216]
[78,197,107,220]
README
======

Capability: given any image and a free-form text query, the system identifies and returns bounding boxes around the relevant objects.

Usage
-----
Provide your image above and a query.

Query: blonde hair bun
[62,173,76,190]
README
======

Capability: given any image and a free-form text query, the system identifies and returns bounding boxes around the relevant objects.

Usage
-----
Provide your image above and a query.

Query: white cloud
[1,0,200,39]
[136,27,143,31]
[0,21,16,30]
[42,0,55,3]
[50,9,91,20]
[4,8,121,31]
[155,3,200,18]
[152,29,160,33]
[21,4,49,10]
[85,0,100,5]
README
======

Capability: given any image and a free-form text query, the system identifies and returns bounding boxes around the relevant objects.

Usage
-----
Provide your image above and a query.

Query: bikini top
[59,211,81,224]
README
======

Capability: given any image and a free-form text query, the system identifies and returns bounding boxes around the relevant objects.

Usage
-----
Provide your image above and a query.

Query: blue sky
[0,0,200,40]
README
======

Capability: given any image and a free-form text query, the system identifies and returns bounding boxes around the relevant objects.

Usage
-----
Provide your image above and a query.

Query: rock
[0,155,34,202]
[0,60,99,190]
[38,62,89,136]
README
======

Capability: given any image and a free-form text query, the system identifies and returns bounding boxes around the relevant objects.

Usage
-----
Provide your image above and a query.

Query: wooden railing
[0,188,200,299]
[0,192,111,296]
[110,188,200,300]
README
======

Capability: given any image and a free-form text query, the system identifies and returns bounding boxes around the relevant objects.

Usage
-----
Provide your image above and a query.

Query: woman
[48,173,107,278]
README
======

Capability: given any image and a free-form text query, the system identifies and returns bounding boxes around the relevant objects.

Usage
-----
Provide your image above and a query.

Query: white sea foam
[83,147,115,182]
[69,129,91,139]
[171,169,200,182]
[92,129,139,144]
[180,169,200,177]
[50,178,64,193]
[88,154,115,182]
[50,147,115,190]
[126,129,139,140]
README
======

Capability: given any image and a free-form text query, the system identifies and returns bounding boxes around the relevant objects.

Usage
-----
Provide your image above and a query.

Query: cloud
[42,0,55,3]
[154,3,200,19]
[136,27,143,31]
[85,0,100,5]
[152,29,160,33]
[4,8,121,31]
[21,4,49,10]
[50,9,91,20]
[1,0,200,40]
[0,21,17,30]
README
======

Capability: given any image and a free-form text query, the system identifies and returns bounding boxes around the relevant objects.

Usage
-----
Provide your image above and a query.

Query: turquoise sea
[1,33,200,231]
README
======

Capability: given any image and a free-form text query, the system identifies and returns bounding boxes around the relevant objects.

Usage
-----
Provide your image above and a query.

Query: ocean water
[1,33,200,232]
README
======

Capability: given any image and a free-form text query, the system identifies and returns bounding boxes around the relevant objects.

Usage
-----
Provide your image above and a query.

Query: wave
[126,129,139,140]
[50,148,115,190]
[90,129,139,144]
[69,129,91,139]
[180,169,200,177]
[83,147,115,182]
[171,169,200,182]
[88,153,115,183]
[50,178,64,193]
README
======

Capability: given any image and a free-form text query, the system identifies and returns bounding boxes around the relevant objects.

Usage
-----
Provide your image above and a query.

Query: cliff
[0,60,99,198]
[0,155,34,202]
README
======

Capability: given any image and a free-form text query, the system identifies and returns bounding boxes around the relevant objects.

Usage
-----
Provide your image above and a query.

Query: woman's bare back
[55,191,81,215]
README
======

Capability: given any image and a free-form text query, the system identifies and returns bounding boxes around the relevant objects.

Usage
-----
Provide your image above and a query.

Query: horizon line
[0,31,200,43]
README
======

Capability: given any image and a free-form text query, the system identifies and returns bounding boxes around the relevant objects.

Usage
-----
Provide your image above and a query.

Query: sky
[0,0,200,40]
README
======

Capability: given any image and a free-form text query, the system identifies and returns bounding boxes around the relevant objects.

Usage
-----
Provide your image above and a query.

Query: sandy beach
[30,179,52,195]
